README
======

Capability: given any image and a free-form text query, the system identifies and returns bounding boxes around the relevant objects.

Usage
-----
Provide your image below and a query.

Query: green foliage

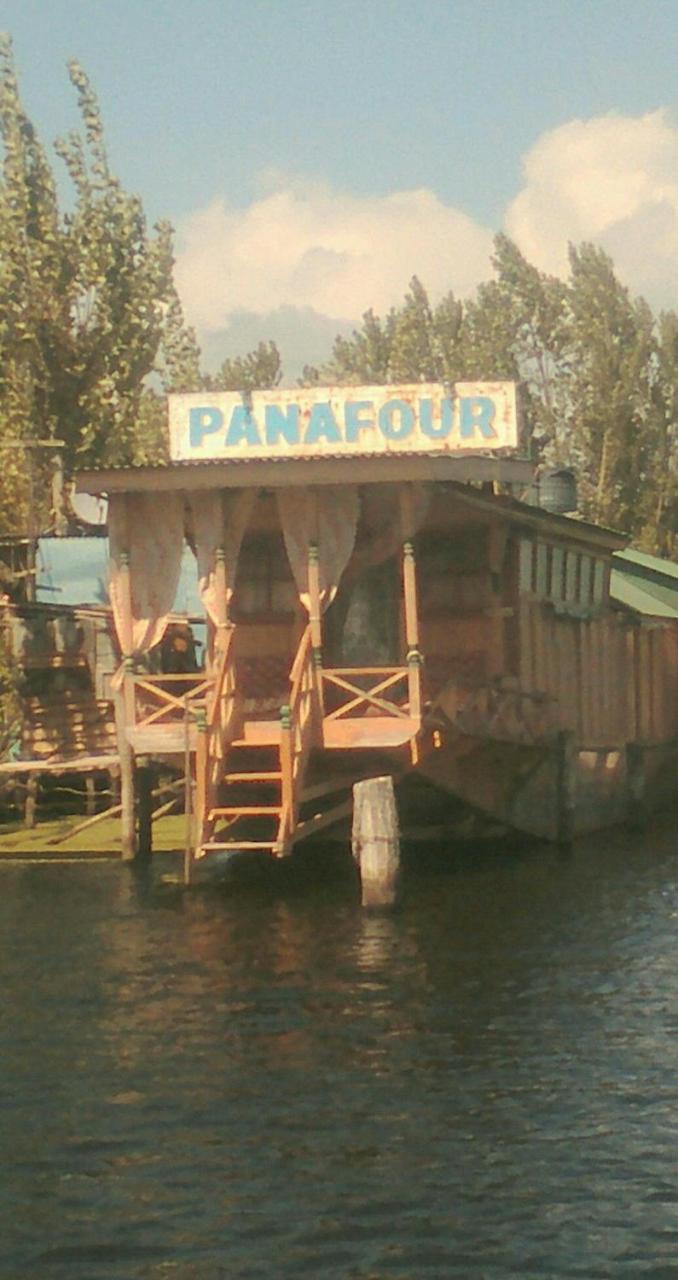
[308,239,677,554]
[0,36,675,557]
[208,339,282,392]
[0,35,196,529]
[0,623,20,760]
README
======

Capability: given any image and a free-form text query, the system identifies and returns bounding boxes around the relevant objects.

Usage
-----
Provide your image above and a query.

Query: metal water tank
[538,468,577,514]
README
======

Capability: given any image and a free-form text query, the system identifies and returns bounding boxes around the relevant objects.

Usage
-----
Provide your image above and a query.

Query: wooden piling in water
[625,741,646,831]
[352,776,400,907]
[555,729,576,847]
[136,760,154,860]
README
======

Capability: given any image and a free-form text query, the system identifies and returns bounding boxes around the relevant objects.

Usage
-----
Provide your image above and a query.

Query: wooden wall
[518,599,678,747]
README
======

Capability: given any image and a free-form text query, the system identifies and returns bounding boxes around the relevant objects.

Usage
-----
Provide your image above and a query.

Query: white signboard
[168,381,518,463]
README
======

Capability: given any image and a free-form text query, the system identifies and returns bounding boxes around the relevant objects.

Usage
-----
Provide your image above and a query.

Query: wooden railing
[197,625,241,847]
[128,672,211,730]
[277,625,320,852]
[322,666,412,721]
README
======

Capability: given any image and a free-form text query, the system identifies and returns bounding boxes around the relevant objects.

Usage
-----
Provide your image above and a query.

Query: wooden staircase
[192,624,426,869]
[201,737,285,856]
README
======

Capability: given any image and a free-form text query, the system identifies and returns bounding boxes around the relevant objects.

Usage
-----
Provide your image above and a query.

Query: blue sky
[3,0,678,374]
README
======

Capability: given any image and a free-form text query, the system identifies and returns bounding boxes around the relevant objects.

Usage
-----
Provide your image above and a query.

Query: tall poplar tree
[0,36,196,532]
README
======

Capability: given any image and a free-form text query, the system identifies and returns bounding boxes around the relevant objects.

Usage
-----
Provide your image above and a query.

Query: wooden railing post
[402,527,423,730]
[402,539,420,651]
[193,705,207,834]
[118,548,134,641]
[308,542,325,717]
[279,703,293,850]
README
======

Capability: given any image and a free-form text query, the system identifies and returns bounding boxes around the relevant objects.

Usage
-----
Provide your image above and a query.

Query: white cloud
[174,180,494,333]
[506,110,678,306]
[174,110,678,376]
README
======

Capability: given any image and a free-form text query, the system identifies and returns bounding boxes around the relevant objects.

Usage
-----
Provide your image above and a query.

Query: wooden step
[232,720,281,746]
[201,840,277,851]
[222,771,282,783]
[210,806,280,817]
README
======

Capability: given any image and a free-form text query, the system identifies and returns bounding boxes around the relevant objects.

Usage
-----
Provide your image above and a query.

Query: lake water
[1,822,677,1279]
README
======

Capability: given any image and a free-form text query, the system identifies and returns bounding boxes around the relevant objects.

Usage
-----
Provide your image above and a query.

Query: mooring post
[625,741,646,831]
[555,729,576,848]
[352,776,400,907]
[136,758,154,860]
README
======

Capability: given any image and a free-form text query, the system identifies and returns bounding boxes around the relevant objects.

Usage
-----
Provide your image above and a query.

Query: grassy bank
[0,813,186,856]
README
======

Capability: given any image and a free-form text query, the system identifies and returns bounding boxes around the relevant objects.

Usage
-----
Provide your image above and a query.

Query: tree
[564,243,657,534]
[208,339,282,392]
[0,36,197,534]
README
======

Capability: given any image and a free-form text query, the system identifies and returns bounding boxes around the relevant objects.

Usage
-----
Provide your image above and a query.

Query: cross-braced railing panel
[132,674,212,730]
[322,667,411,721]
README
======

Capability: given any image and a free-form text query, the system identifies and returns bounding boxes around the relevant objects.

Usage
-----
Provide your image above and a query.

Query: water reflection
[1,819,677,1278]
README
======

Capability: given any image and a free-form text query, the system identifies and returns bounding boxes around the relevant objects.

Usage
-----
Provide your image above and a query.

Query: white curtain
[108,491,185,660]
[277,486,360,613]
[186,489,256,625]
[348,483,430,577]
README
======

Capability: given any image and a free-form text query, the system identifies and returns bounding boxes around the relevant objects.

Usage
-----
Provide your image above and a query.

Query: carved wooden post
[207,545,227,674]
[279,703,293,853]
[352,776,400,907]
[308,540,325,716]
[193,706,207,856]
[400,486,422,725]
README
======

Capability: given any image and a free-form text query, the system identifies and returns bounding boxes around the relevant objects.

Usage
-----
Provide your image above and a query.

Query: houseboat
[74,382,678,876]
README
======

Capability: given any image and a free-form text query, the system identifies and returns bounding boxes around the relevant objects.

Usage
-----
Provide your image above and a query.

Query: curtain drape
[108,491,185,661]
[277,486,359,613]
[186,489,256,625]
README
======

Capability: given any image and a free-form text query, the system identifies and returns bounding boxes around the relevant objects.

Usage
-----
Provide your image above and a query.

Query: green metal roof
[613,546,678,582]
[611,555,678,619]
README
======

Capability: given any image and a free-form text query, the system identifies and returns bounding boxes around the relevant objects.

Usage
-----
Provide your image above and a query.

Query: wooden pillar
[400,485,422,728]
[352,776,400,907]
[136,759,154,860]
[207,546,228,672]
[193,707,207,849]
[555,729,576,847]
[279,703,293,853]
[625,741,646,832]
[85,775,96,818]
[308,540,325,715]
[24,773,38,829]
[114,687,136,862]
[183,700,195,885]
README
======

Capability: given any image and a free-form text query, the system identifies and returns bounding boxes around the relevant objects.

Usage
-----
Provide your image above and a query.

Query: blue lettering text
[459,396,496,440]
[344,400,375,443]
[265,403,300,445]
[226,405,261,447]
[304,402,342,445]
[189,406,223,448]
[378,399,415,441]
[420,397,453,439]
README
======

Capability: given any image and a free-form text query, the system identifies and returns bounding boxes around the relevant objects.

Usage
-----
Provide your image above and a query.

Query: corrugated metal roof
[610,568,678,619]
[614,546,678,582]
